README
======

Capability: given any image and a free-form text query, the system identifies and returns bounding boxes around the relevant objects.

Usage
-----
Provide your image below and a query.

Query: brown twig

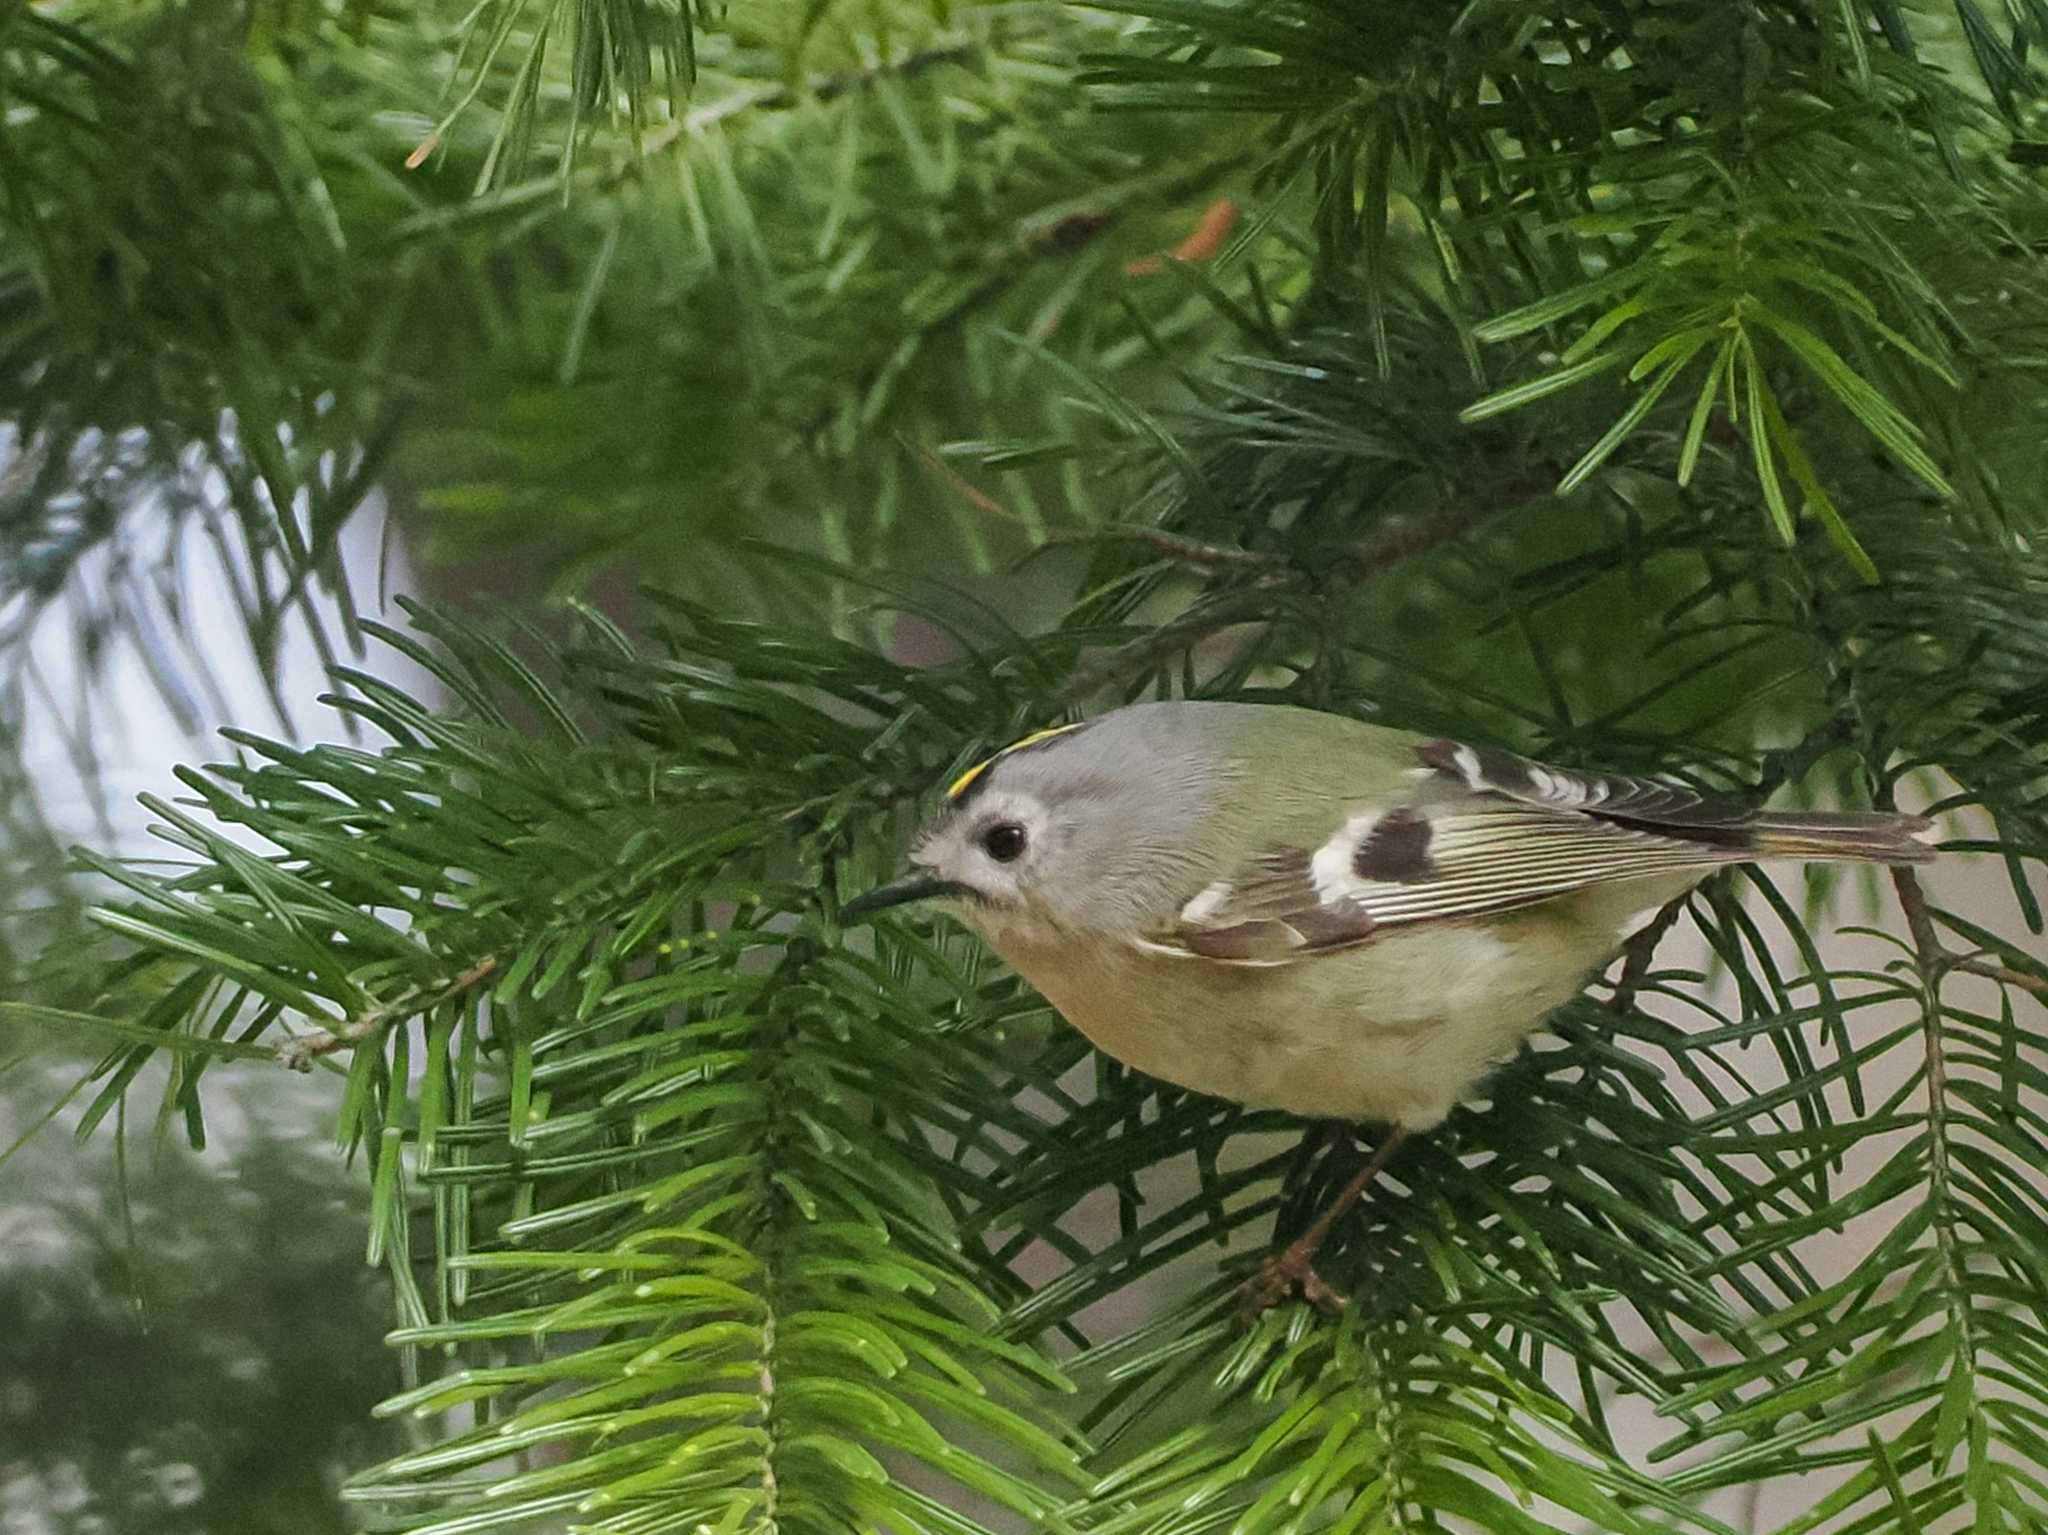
[1949,958,2048,1000]
[1887,862,1983,1365]
[1041,526,1289,571]
[1334,508,1489,581]
[1883,865,2038,999]
[1890,863,1943,960]
[276,955,500,1071]
[1609,892,1694,1014]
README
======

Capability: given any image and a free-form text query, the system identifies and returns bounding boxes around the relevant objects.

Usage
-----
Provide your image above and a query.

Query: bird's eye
[980,822,1027,863]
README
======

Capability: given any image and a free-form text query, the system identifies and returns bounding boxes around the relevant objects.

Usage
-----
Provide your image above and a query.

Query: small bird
[847,701,1938,1309]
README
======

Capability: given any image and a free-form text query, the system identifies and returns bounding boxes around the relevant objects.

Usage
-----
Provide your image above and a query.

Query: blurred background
[1,509,418,1533]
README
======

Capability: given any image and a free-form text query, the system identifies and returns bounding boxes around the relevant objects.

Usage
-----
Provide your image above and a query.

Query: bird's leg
[1241,1126,1410,1318]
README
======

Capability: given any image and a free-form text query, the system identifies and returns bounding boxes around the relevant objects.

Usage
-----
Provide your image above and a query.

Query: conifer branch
[275,956,501,1072]
[9,3,2048,1528]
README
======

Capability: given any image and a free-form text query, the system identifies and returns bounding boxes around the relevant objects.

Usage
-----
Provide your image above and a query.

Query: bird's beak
[841,876,968,921]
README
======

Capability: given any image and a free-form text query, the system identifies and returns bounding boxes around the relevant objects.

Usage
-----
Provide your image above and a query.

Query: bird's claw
[1239,1242,1348,1321]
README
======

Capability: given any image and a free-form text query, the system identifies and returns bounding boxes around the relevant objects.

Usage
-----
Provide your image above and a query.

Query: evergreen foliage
[6,1,2048,1532]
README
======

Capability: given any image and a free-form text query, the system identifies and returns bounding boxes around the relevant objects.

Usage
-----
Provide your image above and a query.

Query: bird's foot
[1238,1240,1347,1320]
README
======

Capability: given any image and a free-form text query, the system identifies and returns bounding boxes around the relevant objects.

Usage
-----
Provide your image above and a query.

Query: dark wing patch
[1353,809,1433,881]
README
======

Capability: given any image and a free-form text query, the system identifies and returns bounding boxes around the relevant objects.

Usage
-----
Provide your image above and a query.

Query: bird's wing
[1152,739,1755,964]
[1409,737,1754,830]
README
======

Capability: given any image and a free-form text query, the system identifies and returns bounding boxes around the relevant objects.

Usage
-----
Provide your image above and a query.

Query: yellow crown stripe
[946,722,1087,800]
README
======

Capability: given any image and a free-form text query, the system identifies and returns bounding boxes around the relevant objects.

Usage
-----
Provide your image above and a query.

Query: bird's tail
[1746,810,1939,865]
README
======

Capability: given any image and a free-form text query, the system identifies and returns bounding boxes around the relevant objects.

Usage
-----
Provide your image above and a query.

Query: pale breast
[994,902,1621,1128]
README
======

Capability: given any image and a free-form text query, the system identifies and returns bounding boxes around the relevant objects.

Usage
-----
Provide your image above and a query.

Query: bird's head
[845,710,1222,949]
